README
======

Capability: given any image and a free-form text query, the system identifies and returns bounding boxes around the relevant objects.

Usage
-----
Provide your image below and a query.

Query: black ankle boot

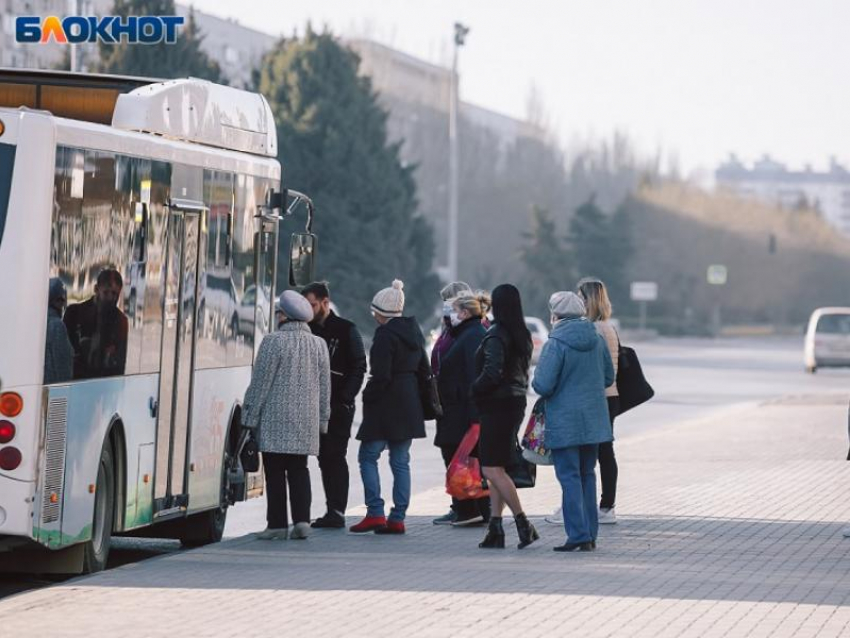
[515,512,540,549]
[478,517,505,549]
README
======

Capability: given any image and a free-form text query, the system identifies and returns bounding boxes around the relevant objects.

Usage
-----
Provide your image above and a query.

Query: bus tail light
[0,420,14,443]
[0,446,22,471]
[0,392,23,417]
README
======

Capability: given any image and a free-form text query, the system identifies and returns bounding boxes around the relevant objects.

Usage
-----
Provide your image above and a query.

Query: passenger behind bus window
[64,268,129,380]
[44,277,74,384]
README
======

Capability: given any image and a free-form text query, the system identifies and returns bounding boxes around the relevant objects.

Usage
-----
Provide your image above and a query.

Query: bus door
[153,199,206,516]
[254,205,279,345]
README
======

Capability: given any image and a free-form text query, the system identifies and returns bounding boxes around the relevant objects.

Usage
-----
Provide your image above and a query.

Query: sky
[187,0,850,176]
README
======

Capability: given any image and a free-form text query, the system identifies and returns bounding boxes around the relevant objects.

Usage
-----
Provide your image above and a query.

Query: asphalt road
[3,335,848,599]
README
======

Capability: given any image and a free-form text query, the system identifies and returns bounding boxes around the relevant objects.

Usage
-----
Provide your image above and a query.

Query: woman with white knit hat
[243,291,331,541]
[350,279,428,535]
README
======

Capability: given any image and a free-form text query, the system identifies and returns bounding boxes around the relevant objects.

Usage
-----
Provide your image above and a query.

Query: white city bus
[0,71,316,573]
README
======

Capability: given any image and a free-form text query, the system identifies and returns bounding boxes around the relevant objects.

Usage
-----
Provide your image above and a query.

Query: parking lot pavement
[2,393,849,638]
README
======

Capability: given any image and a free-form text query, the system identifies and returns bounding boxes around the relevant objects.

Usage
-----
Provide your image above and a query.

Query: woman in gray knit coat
[243,291,331,540]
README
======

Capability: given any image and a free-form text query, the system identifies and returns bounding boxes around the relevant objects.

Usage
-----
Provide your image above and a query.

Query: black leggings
[598,396,620,510]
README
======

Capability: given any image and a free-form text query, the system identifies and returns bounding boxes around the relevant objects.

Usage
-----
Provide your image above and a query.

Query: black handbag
[616,341,655,414]
[418,351,443,420]
[240,432,260,473]
[507,440,537,488]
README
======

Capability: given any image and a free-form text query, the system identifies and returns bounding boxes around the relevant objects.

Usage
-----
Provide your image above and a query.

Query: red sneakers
[375,520,405,535]
[349,515,387,534]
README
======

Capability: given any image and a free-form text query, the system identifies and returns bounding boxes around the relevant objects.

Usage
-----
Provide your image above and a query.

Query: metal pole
[639,301,647,333]
[447,39,459,283]
[447,23,468,283]
[69,0,79,72]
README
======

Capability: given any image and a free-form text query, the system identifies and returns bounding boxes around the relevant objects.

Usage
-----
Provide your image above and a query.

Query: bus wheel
[82,443,115,573]
[179,472,228,548]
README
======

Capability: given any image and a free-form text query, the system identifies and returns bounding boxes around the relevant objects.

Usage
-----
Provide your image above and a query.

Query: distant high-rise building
[716,154,850,236]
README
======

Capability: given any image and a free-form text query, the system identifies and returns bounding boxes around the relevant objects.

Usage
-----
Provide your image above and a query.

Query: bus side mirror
[289,233,317,287]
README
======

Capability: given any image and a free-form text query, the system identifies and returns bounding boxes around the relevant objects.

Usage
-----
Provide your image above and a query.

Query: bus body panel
[38,376,158,548]
[0,110,55,545]
[185,365,251,512]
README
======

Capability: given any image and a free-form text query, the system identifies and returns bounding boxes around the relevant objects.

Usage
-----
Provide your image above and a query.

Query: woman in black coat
[433,292,489,526]
[352,280,427,536]
[472,284,539,550]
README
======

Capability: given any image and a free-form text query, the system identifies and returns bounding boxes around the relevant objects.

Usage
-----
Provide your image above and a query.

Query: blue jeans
[552,445,600,543]
[358,439,412,521]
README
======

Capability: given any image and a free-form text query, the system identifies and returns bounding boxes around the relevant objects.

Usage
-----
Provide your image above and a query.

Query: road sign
[707,265,728,285]
[630,281,658,302]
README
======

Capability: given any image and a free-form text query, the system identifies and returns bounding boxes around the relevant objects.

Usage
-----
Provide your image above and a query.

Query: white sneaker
[545,507,563,525]
[599,507,617,525]
[290,522,311,540]
[257,527,288,540]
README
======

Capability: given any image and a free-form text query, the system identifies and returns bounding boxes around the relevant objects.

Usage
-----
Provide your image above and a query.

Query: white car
[804,307,850,373]
[525,316,550,365]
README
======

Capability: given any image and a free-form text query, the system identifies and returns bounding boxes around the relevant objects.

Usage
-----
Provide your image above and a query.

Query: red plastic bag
[446,423,490,500]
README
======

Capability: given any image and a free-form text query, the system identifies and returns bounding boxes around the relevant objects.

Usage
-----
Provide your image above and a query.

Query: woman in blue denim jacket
[532,291,614,552]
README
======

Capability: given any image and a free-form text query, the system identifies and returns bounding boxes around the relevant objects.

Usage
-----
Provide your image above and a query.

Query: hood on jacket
[549,317,599,352]
[383,316,424,350]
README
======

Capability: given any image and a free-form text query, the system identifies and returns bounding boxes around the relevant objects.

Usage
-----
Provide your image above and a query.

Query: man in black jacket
[303,282,367,528]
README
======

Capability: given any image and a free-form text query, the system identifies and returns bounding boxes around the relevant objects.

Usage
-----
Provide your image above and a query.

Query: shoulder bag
[614,329,655,414]
[418,349,443,420]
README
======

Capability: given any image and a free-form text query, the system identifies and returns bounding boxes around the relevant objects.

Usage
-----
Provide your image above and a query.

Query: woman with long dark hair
[471,284,539,549]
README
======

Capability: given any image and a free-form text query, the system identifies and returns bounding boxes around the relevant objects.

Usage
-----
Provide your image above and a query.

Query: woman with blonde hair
[433,291,490,526]
[577,278,620,524]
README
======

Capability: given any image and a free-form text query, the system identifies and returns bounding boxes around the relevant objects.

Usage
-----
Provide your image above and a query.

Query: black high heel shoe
[515,512,540,549]
[479,517,505,549]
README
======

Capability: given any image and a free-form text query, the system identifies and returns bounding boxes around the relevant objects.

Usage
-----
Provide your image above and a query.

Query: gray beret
[549,291,586,319]
[278,290,314,322]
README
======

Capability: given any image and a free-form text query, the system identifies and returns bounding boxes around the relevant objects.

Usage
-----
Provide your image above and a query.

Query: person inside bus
[44,277,74,384]
[301,281,367,530]
[243,291,331,541]
[63,268,129,379]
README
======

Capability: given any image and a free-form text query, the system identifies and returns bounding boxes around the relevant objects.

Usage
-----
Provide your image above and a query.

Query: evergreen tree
[569,195,633,310]
[569,195,610,280]
[519,206,575,319]
[256,28,439,327]
[96,1,223,83]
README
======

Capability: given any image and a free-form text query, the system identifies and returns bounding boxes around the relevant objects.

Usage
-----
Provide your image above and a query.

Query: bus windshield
[0,142,15,249]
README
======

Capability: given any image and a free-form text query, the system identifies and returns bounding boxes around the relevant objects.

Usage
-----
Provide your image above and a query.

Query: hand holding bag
[521,398,553,465]
[446,423,489,500]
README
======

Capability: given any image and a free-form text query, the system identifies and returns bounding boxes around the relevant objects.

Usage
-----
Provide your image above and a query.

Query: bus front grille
[41,398,68,525]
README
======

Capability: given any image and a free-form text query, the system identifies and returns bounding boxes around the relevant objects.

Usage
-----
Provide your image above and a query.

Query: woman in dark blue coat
[433,293,489,526]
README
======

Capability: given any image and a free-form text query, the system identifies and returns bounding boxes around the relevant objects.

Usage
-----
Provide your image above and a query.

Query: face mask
[449,312,462,327]
[442,302,453,318]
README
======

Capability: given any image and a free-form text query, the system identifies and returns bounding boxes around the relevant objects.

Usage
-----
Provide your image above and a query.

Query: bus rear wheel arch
[82,441,116,573]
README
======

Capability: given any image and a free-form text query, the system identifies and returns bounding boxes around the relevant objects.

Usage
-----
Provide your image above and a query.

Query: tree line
[75,0,642,329]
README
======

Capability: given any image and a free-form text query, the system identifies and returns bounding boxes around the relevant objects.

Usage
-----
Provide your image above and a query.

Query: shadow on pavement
[69,515,850,607]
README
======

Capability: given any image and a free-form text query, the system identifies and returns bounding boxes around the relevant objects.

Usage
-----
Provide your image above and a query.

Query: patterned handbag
[521,398,553,465]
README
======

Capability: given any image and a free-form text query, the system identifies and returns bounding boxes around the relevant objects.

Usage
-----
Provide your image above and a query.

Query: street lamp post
[447,22,469,284]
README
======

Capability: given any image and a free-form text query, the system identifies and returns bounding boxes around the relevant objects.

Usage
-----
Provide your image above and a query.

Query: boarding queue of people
[237,275,623,553]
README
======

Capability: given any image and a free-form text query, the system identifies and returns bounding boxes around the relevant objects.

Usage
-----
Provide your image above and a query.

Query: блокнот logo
[16,16,184,44]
